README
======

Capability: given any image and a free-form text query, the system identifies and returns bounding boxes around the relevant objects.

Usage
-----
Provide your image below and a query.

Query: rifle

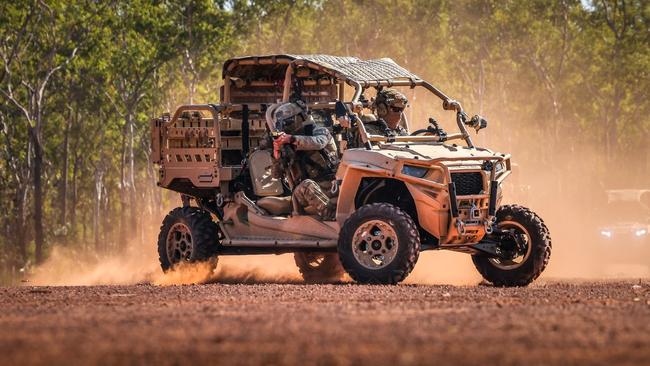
[270,131,298,189]
[335,100,372,150]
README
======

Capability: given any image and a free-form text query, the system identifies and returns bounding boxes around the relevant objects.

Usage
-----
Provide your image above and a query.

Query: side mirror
[467,115,488,133]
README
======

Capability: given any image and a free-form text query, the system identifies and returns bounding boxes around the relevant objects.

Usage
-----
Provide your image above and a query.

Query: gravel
[0,281,648,365]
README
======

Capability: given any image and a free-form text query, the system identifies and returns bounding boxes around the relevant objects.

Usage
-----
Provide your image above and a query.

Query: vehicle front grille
[451,172,484,195]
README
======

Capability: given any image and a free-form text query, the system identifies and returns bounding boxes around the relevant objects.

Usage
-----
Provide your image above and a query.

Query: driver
[342,88,409,148]
[270,101,339,220]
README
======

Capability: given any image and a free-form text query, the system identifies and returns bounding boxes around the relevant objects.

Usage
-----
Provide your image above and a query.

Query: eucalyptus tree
[169,0,237,104]
[0,1,87,263]
[576,0,649,164]
[103,1,179,247]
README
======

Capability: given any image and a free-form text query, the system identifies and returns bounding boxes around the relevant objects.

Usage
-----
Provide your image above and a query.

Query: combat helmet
[268,101,311,134]
[373,88,408,118]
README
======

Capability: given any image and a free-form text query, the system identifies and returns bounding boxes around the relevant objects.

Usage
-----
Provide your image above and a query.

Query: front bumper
[396,155,511,245]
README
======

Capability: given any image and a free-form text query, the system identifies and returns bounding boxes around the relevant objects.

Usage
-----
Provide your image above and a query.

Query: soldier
[270,102,339,220]
[340,88,409,148]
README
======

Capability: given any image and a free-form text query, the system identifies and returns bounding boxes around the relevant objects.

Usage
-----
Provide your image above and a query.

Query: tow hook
[485,221,493,234]
[216,193,225,208]
[330,179,341,195]
[470,203,480,220]
[484,216,496,234]
[456,219,466,235]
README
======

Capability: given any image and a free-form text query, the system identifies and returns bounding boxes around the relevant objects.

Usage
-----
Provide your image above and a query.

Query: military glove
[338,115,351,128]
[273,133,294,159]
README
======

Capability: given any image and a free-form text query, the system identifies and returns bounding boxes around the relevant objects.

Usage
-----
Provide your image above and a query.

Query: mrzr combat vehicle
[150,55,551,286]
[594,189,650,270]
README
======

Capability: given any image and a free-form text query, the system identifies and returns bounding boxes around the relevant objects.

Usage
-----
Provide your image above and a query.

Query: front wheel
[472,204,552,287]
[157,207,219,272]
[338,203,420,284]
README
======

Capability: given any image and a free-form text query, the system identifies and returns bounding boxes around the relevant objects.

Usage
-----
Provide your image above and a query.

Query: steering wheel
[410,128,436,136]
[410,117,447,139]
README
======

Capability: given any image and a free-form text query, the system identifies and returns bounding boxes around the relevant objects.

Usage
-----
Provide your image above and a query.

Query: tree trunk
[30,126,45,264]
[82,207,88,250]
[146,142,161,221]
[60,114,72,229]
[70,154,79,240]
[13,185,28,265]
[189,79,196,104]
[119,127,128,250]
[126,111,138,246]
[102,187,111,253]
[93,168,103,252]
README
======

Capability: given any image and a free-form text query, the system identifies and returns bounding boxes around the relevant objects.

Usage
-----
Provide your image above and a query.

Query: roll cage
[150,54,483,194]
[221,54,475,147]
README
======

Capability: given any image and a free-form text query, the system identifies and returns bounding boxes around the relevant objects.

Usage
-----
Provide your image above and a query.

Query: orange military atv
[150,55,551,286]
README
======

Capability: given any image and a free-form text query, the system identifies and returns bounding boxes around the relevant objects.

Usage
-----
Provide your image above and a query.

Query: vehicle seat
[257,196,292,216]
[249,149,283,197]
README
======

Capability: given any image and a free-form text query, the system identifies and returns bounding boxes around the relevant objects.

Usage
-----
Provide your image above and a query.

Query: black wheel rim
[166,223,193,265]
[489,221,532,270]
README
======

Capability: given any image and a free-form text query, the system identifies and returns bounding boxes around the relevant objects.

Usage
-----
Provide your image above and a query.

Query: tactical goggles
[276,117,294,131]
[275,112,307,132]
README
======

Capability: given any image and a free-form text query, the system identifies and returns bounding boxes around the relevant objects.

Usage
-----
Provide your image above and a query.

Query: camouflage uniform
[270,102,339,220]
[346,89,409,149]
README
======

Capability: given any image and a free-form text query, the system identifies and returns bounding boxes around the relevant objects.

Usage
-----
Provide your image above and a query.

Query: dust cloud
[28,78,649,287]
[497,134,650,280]
[28,243,304,286]
[28,138,649,286]
[404,84,650,282]
[29,246,160,286]
[28,213,649,287]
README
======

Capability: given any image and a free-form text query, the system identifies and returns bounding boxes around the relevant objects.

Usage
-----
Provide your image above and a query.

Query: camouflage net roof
[223,54,422,84]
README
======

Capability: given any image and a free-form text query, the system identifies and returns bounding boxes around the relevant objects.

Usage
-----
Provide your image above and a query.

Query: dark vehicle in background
[596,190,650,270]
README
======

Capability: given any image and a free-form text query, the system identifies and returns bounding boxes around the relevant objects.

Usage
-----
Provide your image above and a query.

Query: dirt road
[0,281,648,366]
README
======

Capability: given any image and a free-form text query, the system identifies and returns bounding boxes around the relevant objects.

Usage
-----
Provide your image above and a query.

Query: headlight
[482,161,505,173]
[401,165,428,178]
[600,230,612,238]
[635,229,647,237]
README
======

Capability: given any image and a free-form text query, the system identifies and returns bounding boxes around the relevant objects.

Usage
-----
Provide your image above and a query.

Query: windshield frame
[279,60,475,148]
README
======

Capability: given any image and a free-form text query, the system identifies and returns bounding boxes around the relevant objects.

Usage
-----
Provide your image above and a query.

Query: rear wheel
[294,252,345,283]
[157,207,219,272]
[472,204,551,287]
[338,203,420,284]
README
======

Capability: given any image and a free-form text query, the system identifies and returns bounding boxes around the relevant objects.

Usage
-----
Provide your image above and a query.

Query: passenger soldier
[340,88,409,148]
[270,102,339,220]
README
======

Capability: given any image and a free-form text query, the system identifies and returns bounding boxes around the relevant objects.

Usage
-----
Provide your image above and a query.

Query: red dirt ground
[0,281,648,365]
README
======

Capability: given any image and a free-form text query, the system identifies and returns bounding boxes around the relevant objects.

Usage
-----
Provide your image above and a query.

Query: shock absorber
[488,180,498,217]
[485,180,499,234]
[448,182,464,235]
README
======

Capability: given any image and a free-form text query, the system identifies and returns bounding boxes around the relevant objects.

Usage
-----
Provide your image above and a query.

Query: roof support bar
[268,55,476,148]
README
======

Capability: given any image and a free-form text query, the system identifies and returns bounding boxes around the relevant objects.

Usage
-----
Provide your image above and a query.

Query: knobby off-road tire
[472,204,552,287]
[157,207,219,272]
[294,252,345,283]
[338,203,420,284]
